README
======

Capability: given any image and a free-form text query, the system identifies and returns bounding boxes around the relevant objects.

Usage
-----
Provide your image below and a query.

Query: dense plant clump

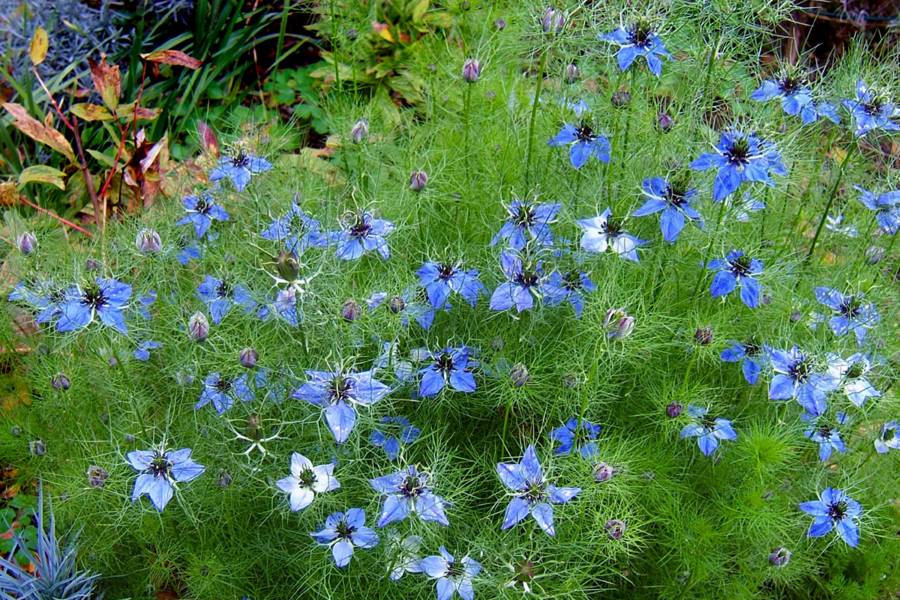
[1,1,898,599]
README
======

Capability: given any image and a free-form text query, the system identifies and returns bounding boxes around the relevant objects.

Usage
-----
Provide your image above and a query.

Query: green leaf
[70,103,115,122]
[18,165,67,190]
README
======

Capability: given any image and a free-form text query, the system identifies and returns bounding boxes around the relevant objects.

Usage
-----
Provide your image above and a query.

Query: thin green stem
[691,199,728,299]
[524,49,549,190]
[804,143,856,264]
[330,0,341,92]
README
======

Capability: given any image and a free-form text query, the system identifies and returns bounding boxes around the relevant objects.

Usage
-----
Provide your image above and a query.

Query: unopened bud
[604,308,635,339]
[16,232,37,255]
[217,469,233,488]
[666,402,682,418]
[605,519,626,540]
[29,439,46,456]
[510,363,530,387]
[389,295,406,314]
[351,119,369,144]
[240,347,258,368]
[657,111,674,132]
[493,18,507,30]
[136,228,162,254]
[409,170,428,192]
[564,63,579,84]
[769,547,791,567]
[341,299,361,322]
[865,245,885,265]
[87,465,109,488]
[694,326,714,346]
[51,373,70,391]
[611,90,632,108]
[462,58,481,83]
[189,312,210,342]
[85,258,102,272]
[541,7,565,34]
[593,462,615,483]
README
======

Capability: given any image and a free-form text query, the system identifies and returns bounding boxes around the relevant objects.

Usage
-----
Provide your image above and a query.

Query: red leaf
[141,50,203,70]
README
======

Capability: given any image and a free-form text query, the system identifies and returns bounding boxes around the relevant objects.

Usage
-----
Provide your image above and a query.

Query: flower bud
[135,228,162,254]
[611,90,632,108]
[217,469,233,488]
[240,347,258,368]
[666,402,682,418]
[351,119,369,144]
[562,372,581,388]
[276,250,300,281]
[388,295,406,314]
[510,363,530,387]
[341,299,361,322]
[11,426,21,437]
[605,519,626,540]
[865,245,885,265]
[346,28,358,40]
[85,258,102,272]
[657,111,674,132]
[409,170,428,192]
[462,58,481,83]
[593,462,615,483]
[493,18,507,30]
[694,326,713,346]
[769,547,791,567]
[541,7,565,34]
[564,63,579,84]
[604,308,635,339]
[16,232,37,255]
[189,311,210,342]
[87,465,109,488]
[51,373,70,391]
[30,439,46,456]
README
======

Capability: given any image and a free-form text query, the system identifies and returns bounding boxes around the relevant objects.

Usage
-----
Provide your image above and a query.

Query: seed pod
[16,232,37,255]
[462,58,481,83]
[189,311,210,342]
[135,228,162,254]
[611,90,632,108]
[87,465,109,488]
[276,250,300,281]
[240,347,258,368]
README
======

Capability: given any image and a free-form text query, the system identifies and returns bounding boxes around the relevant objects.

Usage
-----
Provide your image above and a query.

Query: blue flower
[550,418,601,459]
[195,372,254,414]
[387,534,424,581]
[8,279,65,325]
[133,340,161,361]
[826,353,881,407]
[127,447,204,512]
[419,547,481,600]
[370,288,441,330]
[679,405,737,456]
[370,465,450,527]
[599,22,671,77]
[209,151,272,192]
[373,341,416,384]
[261,200,329,254]
[176,191,229,239]
[176,240,202,265]
[196,275,257,324]
[632,176,704,243]
[799,487,861,547]
[803,411,849,462]
[332,212,394,260]
[732,192,766,222]
[416,261,485,308]
[547,123,611,169]
[875,421,900,454]
[855,185,899,235]
[707,250,763,308]
[137,290,157,320]
[419,346,477,397]
[814,287,879,346]
[768,346,837,415]
[276,452,340,511]
[541,270,595,317]
[369,416,421,460]
[489,251,545,312]
[291,369,390,443]
[751,73,840,125]
[720,340,765,384]
[310,508,379,568]
[491,199,560,250]
[842,81,899,137]
[496,445,580,536]
[578,209,647,262]
[690,130,786,202]
[258,288,301,327]
[56,277,132,334]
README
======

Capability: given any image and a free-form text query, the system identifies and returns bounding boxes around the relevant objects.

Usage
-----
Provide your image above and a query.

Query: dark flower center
[232,152,249,168]
[335,520,355,538]
[817,425,833,438]
[883,428,896,442]
[839,297,861,318]
[82,286,108,309]
[729,255,752,277]
[744,341,760,356]
[399,475,425,498]
[779,76,803,96]
[149,456,172,477]
[436,352,455,373]
[349,216,372,239]
[330,375,352,401]
[523,482,546,503]
[438,263,455,280]
[701,415,717,429]
[789,359,811,382]
[726,137,751,166]
[447,561,464,578]
[628,21,653,47]
[298,468,317,488]
[562,270,582,291]
[828,500,847,520]
[845,363,863,379]
[214,378,232,392]
[665,182,689,207]
[575,123,597,142]
[513,204,536,228]
[216,280,232,298]
[602,217,623,236]
[515,268,539,287]
[194,197,210,214]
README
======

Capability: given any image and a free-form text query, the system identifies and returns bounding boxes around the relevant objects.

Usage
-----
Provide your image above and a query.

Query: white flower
[276,452,340,511]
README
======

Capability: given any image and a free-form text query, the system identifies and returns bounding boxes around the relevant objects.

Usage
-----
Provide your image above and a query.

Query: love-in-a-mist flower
[369,465,449,527]
[768,346,836,415]
[679,405,737,456]
[491,199,560,250]
[802,411,849,462]
[578,209,647,262]
[209,150,272,192]
[133,340,161,361]
[196,372,254,414]
[8,279,66,325]
[369,416,421,460]
[720,340,766,384]
[196,275,256,324]
[56,278,132,334]
[875,421,900,454]
[490,251,545,313]
[291,368,390,443]
[497,445,580,536]
[261,200,329,254]
[547,121,611,169]
[825,352,881,407]
[310,508,379,568]
[541,269,595,318]
[419,546,482,600]
[276,452,339,511]
[751,69,840,125]
[690,130,786,202]
[632,175,704,243]
[707,250,763,308]
[842,81,899,137]
[814,287,879,346]
[551,418,601,458]
[332,211,394,260]
[386,534,424,581]
[371,288,441,331]
[419,346,477,397]
[799,487,861,547]
[176,191,229,239]
[599,20,671,77]
[127,447,204,512]
[854,185,899,235]
[417,261,485,308]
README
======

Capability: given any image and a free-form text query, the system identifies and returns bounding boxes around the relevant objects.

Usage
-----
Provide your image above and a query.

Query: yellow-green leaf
[70,103,114,121]
[88,56,121,111]
[29,26,48,66]
[86,149,117,168]
[2,102,75,162]
[17,165,66,190]
[411,0,429,22]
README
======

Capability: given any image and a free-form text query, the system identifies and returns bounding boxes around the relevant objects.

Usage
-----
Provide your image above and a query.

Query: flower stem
[524,49,549,190]
[804,142,856,265]
[330,0,341,92]
[691,199,728,299]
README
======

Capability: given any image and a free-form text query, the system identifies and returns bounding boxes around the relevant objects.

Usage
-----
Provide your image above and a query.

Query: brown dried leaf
[141,49,202,70]
[2,102,75,162]
[88,56,121,111]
